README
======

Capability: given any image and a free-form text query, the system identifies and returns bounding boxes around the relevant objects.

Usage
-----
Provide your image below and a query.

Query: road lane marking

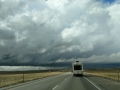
[84,77,101,90]
[52,85,58,90]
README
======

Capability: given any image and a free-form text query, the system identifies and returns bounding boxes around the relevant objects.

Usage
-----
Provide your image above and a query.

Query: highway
[1,72,120,90]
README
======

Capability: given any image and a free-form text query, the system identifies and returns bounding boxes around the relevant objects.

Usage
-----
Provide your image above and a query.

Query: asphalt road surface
[1,72,120,90]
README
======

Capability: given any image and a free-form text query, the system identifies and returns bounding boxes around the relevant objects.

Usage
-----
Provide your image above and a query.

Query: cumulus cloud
[0,0,26,20]
[0,0,120,67]
[0,66,53,71]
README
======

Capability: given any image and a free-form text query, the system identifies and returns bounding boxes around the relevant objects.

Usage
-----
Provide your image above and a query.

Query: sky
[0,0,120,68]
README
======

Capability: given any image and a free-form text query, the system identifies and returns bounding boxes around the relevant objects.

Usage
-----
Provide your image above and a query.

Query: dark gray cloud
[0,0,120,67]
[0,0,26,20]
[0,29,15,39]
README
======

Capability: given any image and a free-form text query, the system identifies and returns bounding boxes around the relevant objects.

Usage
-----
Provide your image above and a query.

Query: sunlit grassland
[0,71,65,87]
[85,68,120,81]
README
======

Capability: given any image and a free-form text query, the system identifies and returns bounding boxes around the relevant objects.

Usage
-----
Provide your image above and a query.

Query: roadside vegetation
[0,70,67,87]
[85,68,120,82]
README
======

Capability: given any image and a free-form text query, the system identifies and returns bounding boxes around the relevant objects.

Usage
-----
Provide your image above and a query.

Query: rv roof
[73,61,82,64]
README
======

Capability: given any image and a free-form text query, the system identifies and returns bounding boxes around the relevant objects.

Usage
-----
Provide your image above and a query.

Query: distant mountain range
[0,62,120,70]
[35,62,120,69]
[83,62,120,69]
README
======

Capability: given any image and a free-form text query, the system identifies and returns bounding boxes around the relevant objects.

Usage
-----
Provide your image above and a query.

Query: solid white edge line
[52,85,58,90]
[84,77,101,90]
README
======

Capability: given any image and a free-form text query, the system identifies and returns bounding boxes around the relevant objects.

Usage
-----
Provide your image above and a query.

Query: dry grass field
[0,71,65,87]
[85,68,120,82]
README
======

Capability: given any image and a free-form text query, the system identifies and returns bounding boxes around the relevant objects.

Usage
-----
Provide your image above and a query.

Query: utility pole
[103,65,105,76]
[23,73,24,82]
[118,71,119,82]
[117,71,119,82]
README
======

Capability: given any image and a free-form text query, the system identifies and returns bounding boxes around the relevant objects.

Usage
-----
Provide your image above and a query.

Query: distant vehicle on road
[72,61,83,76]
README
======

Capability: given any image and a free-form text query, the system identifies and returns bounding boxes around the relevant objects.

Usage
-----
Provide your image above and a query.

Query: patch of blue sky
[96,0,115,4]
[28,2,48,11]
[104,0,115,3]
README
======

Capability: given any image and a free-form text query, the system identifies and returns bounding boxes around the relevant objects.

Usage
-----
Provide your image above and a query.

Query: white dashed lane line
[52,85,58,90]
[84,77,101,90]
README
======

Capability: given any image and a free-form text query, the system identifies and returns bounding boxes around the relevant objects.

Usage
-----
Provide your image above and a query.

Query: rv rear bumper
[73,74,83,77]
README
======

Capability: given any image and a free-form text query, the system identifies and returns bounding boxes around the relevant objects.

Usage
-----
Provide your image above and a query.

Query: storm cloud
[0,0,120,67]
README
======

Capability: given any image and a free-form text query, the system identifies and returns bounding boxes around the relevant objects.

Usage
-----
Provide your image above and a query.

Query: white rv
[72,61,83,76]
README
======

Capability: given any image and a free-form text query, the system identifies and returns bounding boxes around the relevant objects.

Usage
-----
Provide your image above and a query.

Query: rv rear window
[74,65,82,70]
